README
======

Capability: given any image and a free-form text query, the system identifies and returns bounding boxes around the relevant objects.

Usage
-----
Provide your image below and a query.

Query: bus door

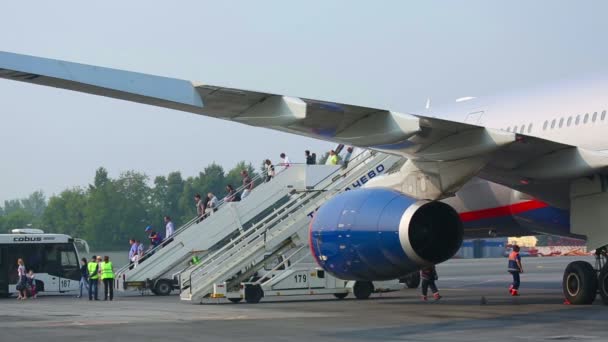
[0,246,8,297]
[58,246,79,292]
[45,273,60,293]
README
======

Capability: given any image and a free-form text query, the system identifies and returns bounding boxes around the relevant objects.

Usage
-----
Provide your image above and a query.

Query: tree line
[0,161,258,250]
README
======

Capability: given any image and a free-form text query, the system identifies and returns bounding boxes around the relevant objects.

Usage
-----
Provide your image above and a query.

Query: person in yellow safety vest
[326,150,339,165]
[100,255,115,301]
[507,245,524,296]
[87,255,99,301]
[192,255,201,265]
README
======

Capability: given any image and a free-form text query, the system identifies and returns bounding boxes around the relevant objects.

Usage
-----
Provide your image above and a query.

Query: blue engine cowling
[309,188,463,281]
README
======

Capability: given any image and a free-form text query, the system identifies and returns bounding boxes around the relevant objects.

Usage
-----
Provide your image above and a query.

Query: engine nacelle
[309,188,463,280]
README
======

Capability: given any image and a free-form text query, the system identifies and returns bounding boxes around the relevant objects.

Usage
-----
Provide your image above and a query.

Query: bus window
[42,243,79,281]
[61,250,77,267]
[58,244,80,281]
[5,244,42,284]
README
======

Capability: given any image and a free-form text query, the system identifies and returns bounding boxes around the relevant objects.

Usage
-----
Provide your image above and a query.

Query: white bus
[0,228,89,297]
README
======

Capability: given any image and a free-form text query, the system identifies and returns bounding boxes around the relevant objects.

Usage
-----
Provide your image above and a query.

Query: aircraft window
[520,124,525,133]
[567,117,572,126]
[593,112,598,122]
[558,118,564,128]
[576,115,580,125]
[584,113,589,123]
[551,119,556,129]
[527,123,532,133]
[543,121,548,130]
[602,110,607,121]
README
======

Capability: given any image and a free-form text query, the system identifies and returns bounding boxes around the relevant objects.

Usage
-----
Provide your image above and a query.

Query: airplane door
[0,247,8,297]
[464,110,484,125]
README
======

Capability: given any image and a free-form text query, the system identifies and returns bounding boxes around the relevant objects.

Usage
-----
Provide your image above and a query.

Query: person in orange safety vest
[507,245,524,296]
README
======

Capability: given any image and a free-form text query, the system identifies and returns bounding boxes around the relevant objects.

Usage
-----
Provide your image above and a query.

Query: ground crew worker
[420,265,442,301]
[101,255,115,301]
[508,245,524,296]
[87,255,99,301]
[190,254,201,266]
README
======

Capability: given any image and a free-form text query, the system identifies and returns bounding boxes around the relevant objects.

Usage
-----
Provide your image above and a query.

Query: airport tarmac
[1,256,606,342]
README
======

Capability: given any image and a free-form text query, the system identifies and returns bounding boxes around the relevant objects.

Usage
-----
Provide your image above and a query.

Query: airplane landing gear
[595,247,608,305]
[562,261,596,305]
[562,246,608,305]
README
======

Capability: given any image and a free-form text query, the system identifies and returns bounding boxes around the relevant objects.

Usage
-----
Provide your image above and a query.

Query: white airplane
[2,51,608,305]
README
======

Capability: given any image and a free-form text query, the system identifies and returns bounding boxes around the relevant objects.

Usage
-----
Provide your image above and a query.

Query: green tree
[21,190,47,219]
[199,163,226,199]
[2,159,273,250]
[225,161,258,193]
[151,175,169,221]
[84,167,120,249]
[43,188,87,239]
[3,199,23,215]
[165,171,185,219]
[3,209,35,231]
[177,180,196,223]
[113,171,153,244]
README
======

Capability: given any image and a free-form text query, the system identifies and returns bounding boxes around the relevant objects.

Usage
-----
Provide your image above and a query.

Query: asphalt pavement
[1,256,606,342]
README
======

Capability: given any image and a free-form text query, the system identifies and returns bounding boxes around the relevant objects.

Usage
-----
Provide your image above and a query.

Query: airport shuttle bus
[0,229,87,297]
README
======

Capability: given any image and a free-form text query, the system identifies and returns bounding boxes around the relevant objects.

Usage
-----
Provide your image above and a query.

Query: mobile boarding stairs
[178,151,404,303]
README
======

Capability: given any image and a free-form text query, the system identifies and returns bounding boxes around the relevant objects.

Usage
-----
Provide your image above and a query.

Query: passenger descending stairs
[180,151,402,303]
[115,164,311,292]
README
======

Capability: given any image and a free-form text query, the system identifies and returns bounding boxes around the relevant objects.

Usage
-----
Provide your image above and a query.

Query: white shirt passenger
[281,156,291,169]
[166,221,175,238]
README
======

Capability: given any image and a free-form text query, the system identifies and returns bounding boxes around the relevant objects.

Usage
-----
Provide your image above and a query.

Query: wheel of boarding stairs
[228,298,243,304]
[154,279,173,296]
[562,261,597,305]
[402,272,421,289]
[333,293,348,299]
[598,265,608,305]
[353,281,374,300]
[244,284,264,304]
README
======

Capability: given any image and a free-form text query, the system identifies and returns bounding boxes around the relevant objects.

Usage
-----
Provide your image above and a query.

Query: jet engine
[309,188,463,280]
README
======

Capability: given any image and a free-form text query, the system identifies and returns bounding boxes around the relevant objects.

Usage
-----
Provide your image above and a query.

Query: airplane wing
[2,51,608,211]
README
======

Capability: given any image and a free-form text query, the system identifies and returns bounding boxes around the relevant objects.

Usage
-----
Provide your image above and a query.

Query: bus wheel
[228,298,242,304]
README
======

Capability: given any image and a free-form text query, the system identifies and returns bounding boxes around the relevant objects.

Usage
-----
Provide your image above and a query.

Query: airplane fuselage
[421,77,608,240]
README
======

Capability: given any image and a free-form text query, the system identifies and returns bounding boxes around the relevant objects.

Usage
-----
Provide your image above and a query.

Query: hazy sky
[1,1,608,203]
